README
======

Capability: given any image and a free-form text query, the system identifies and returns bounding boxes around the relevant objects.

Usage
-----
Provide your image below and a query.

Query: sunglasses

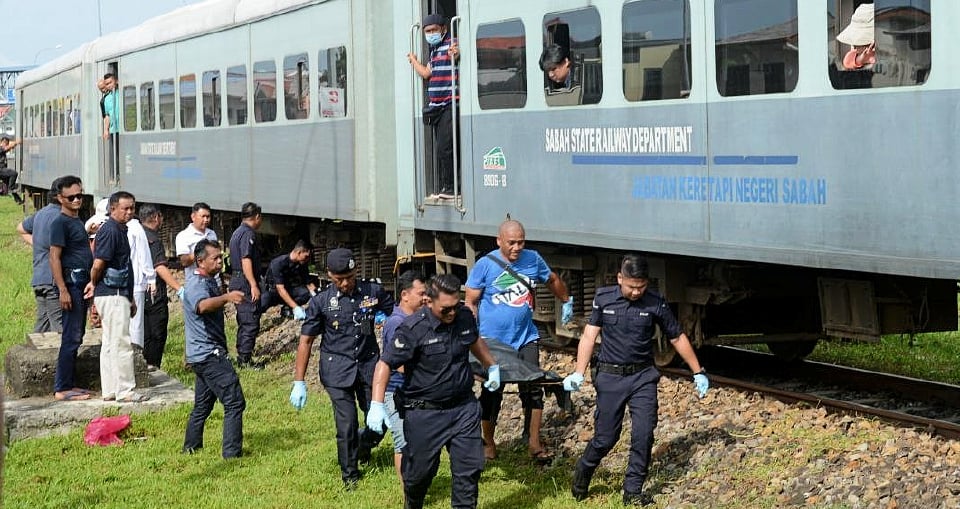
[439,304,459,315]
[62,193,83,202]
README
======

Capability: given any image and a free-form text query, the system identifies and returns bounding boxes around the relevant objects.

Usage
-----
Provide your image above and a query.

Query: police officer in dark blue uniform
[368,273,501,509]
[260,239,316,319]
[228,202,264,369]
[289,248,394,488]
[563,254,709,506]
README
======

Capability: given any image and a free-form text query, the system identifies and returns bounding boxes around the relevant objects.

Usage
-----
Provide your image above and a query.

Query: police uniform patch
[329,296,339,310]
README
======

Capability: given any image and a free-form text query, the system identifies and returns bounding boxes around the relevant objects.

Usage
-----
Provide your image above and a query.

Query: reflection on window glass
[140,83,155,131]
[52,99,60,136]
[284,53,309,120]
[829,1,930,90]
[477,20,526,110]
[202,70,221,127]
[180,74,197,128]
[715,0,798,96]
[227,65,247,125]
[317,47,347,117]
[123,86,137,132]
[253,60,277,123]
[623,0,692,101]
[542,7,602,106]
[64,97,72,135]
[159,79,175,130]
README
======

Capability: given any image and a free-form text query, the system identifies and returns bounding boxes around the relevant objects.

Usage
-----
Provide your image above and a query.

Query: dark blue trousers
[402,399,484,509]
[54,282,87,392]
[326,381,384,482]
[183,351,246,458]
[233,280,261,359]
[577,366,660,495]
[260,285,311,310]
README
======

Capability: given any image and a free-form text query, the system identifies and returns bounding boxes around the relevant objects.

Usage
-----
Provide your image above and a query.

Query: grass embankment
[2,197,958,508]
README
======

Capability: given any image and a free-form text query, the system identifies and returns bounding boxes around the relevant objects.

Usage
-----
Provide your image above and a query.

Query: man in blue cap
[289,248,395,488]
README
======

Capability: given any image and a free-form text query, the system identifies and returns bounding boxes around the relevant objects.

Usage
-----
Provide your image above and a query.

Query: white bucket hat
[837,3,874,46]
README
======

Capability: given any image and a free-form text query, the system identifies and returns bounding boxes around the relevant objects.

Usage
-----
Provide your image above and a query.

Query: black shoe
[182,446,202,454]
[622,491,653,506]
[12,192,23,205]
[571,462,594,501]
[357,446,372,464]
[236,358,266,371]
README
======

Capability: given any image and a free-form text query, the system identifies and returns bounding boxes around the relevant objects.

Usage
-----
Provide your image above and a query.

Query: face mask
[425,33,442,46]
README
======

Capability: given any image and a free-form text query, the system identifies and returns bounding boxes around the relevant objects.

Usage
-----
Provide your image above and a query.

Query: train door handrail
[410,22,424,212]
[451,15,465,213]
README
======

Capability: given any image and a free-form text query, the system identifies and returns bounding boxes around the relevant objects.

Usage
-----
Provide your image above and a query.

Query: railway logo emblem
[483,147,506,171]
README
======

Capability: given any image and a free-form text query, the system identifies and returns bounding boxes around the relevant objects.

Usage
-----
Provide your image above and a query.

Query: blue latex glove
[483,364,501,392]
[366,401,389,434]
[693,373,709,398]
[563,372,584,392]
[374,311,387,326]
[290,381,307,410]
[561,296,574,325]
[176,287,185,300]
[293,306,307,320]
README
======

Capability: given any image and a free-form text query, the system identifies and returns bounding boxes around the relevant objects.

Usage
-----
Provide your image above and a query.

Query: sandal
[529,449,554,464]
[118,392,150,403]
[55,390,91,401]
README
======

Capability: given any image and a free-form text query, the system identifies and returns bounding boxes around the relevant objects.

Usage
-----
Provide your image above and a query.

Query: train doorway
[98,62,120,190]
[413,0,463,203]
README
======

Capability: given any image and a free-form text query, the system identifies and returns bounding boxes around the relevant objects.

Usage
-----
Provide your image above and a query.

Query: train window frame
[180,74,197,129]
[140,82,155,131]
[159,78,175,130]
[52,98,60,136]
[317,46,348,118]
[227,64,248,126]
[542,6,603,107]
[622,0,693,102]
[476,19,527,110]
[123,85,137,132]
[202,70,222,127]
[829,0,931,90]
[284,53,310,121]
[714,0,799,97]
[253,59,277,123]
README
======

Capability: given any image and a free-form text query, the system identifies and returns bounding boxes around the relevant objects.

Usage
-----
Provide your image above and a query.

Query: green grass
[2,195,958,509]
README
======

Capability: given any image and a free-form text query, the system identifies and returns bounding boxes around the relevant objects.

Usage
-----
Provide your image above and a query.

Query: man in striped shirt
[407,13,460,199]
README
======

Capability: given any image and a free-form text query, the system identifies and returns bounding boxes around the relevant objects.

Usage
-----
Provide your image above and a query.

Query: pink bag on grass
[83,415,131,446]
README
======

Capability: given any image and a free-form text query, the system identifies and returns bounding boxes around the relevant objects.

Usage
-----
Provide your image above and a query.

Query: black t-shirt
[49,212,94,273]
[266,253,309,288]
[145,225,168,299]
[93,218,134,299]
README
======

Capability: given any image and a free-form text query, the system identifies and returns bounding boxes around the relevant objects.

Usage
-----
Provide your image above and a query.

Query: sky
[2,0,206,68]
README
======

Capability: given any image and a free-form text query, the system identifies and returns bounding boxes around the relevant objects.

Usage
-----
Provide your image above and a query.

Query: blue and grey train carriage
[16,0,956,363]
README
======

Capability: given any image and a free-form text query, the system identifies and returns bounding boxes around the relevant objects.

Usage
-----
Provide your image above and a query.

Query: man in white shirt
[127,215,155,349]
[175,203,218,284]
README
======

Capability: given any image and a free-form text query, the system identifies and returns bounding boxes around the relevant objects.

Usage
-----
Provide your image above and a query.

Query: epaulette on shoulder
[595,285,618,296]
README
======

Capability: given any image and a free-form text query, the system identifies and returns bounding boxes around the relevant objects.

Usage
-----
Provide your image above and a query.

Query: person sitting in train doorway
[260,239,318,320]
[837,3,876,71]
[0,136,24,204]
[407,13,460,200]
[100,73,120,184]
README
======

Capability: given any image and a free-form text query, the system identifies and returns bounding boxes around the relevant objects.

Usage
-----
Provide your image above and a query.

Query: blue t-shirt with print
[465,249,552,350]
[183,274,228,363]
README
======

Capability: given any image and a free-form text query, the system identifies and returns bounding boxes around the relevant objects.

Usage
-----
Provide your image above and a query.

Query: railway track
[542,342,960,440]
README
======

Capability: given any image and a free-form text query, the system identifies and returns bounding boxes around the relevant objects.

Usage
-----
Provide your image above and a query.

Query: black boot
[571,461,594,501]
[12,191,23,205]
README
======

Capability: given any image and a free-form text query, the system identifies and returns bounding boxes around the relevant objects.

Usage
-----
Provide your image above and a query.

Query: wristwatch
[693,368,706,377]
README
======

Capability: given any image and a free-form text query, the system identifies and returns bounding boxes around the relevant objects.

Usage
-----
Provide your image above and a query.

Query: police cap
[326,248,357,275]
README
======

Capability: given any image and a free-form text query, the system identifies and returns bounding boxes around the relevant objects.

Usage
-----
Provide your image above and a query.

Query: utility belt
[399,392,471,413]
[595,361,652,377]
[65,268,90,286]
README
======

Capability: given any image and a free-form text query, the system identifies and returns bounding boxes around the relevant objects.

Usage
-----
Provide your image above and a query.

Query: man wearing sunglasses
[369,273,500,509]
[48,175,94,401]
[289,248,394,489]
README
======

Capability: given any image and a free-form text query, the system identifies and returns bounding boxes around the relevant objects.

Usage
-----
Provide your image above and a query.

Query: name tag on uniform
[638,312,649,316]
[460,330,471,336]
[602,309,616,315]
[426,337,441,345]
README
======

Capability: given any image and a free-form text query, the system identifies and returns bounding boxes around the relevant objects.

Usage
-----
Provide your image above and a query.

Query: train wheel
[538,322,574,348]
[653,330,677,367]
[766,340,818,362]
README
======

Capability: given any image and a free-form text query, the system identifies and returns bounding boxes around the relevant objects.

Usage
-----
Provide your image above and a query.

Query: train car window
[159,79,175,130]
[477,19,527,110]
[227,65,247,125]
[64,97,73,135]
[623,0,693,101]
[140,83,155,131]
[202,70,222,127]
[284,53,310,120]
[317,46,347,118]
[542,7,602,106]
[73,94,81,134]
[180,74,197,129]
[253,60,277,123]
[829,1,930,90]
[45,102,52,137]
[715,0,798,96]
[52,99,60,136]
[123,86,137,132]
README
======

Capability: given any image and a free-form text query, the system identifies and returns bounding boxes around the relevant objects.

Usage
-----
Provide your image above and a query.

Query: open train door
[97,61,120,191]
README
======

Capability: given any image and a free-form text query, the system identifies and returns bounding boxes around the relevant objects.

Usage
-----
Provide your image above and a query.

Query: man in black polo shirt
[139,203,183,369]
[260,240,316,319]
[369,274,501,509]
[227,202,263,369]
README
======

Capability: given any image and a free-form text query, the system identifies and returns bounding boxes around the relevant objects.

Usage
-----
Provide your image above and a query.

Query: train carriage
[16,0,958,363]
